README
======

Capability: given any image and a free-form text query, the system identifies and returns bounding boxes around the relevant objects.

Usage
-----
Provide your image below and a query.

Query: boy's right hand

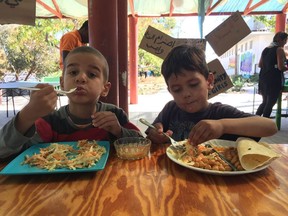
[188,119,224,146]
[25,84,58,119]
[146,122,171,144]
[16,84,58,134]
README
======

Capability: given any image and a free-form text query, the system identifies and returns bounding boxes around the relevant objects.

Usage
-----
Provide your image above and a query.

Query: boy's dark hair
[273,31,288,43]
[64,46,109,81]
[79,20,88,30]
[161,45,209,84]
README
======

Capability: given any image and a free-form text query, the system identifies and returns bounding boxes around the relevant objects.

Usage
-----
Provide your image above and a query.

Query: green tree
[254,15,276,32]
[0,19,84,81]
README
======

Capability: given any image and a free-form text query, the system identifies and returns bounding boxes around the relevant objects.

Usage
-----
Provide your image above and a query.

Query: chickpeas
[204,164,212,169]
[180,145,243,171]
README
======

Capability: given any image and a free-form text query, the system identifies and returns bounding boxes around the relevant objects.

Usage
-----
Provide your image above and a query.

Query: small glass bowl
[114,137,151,160]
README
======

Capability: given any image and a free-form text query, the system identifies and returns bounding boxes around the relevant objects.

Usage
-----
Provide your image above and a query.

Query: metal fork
[139,118,185,150]
[205,144,237,171]
[19,87,77,95]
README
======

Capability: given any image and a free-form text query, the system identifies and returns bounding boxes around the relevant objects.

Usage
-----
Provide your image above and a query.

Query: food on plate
[22,140,106,171]
[169,138,281,172]
[237,137,281,170]
[170,140,244,171]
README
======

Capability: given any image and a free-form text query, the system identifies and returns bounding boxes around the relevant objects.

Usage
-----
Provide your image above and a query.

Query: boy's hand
[16,84,58,134]
[91,111,122,137]
[25,84,58,119]
[146,122,171,144]
[188,120,224,146]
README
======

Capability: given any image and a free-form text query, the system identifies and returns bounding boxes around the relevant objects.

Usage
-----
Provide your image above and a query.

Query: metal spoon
[139,118,185,150]
[19,87,77,95]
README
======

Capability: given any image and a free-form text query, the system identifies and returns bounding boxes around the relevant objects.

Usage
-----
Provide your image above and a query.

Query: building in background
[221,31,274,76]
[219,17,275,77]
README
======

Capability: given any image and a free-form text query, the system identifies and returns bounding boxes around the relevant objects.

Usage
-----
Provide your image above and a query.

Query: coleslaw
[22,140,106,171]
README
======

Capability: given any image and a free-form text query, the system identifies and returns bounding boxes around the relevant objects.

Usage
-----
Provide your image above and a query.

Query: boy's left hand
[91,111,122,137]
[188,120,224,146]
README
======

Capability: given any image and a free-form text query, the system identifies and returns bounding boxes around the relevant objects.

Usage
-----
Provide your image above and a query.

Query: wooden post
[275,13,286,32]
[128,16,138,104]
[88,0,119,106]
[118,0,129,113]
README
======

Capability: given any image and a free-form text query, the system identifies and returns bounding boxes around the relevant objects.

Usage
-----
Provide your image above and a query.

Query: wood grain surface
[0,144,287,216]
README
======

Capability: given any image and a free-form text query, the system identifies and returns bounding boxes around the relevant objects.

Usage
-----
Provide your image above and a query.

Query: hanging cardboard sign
[139,26,232,99]
[208,59,234,99]
[205,11,251,56]
[139,25,206,59]
[0,0,36,25]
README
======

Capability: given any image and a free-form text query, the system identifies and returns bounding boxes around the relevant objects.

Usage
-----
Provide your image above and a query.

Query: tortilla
[236,137,281,170]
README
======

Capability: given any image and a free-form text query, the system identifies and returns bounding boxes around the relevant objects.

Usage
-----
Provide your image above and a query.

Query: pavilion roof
[34,0,287,19]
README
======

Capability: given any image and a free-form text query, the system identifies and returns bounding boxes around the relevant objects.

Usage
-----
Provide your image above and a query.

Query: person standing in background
[59,20,89,70]
[256,31,288,118]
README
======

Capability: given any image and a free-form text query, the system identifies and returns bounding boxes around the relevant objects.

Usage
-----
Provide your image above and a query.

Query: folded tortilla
[236,137,281,170]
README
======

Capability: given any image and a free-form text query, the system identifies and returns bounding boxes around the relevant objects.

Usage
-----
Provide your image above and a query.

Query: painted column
[275,13,286,32]
[118,0,128,113]
[88,0,119,106]
[128,16,138,104]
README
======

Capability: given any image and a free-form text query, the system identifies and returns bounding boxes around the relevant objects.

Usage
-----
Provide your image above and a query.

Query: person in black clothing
[256,32,288,117]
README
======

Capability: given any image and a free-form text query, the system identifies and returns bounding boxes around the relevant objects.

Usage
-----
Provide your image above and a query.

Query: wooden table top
[0,143,287,216]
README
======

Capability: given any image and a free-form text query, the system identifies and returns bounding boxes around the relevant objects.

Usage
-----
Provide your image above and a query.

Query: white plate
[166,139,269,176]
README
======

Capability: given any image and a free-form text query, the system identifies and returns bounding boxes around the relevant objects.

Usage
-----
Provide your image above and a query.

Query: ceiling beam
[128,0,136,17]
[283,2,288,13]
[36,0,63,19]
[51,0,62,17]
[169,0,174,17]
[243,0,269,16]
[206,0,223,16]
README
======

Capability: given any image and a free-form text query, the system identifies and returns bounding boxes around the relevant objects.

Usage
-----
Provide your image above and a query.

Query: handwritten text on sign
[139,26,233,98]
[205,11,251,57]
[0,0,36,25]
[208,59,234,99]
[139,26,206,60]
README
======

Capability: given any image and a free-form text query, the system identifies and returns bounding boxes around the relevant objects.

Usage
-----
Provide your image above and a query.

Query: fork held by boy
[19,87,76,95]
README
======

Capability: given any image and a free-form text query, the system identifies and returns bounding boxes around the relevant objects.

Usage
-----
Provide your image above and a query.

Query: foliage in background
[247,73,259,83]
[0,19,85,81]
[230,73,259,92]
[230,75,248,92]
[137,17,176,76]
[253,15,276,32]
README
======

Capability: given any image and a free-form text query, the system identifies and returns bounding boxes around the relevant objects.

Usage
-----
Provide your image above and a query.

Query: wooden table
[0,144,287,216]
